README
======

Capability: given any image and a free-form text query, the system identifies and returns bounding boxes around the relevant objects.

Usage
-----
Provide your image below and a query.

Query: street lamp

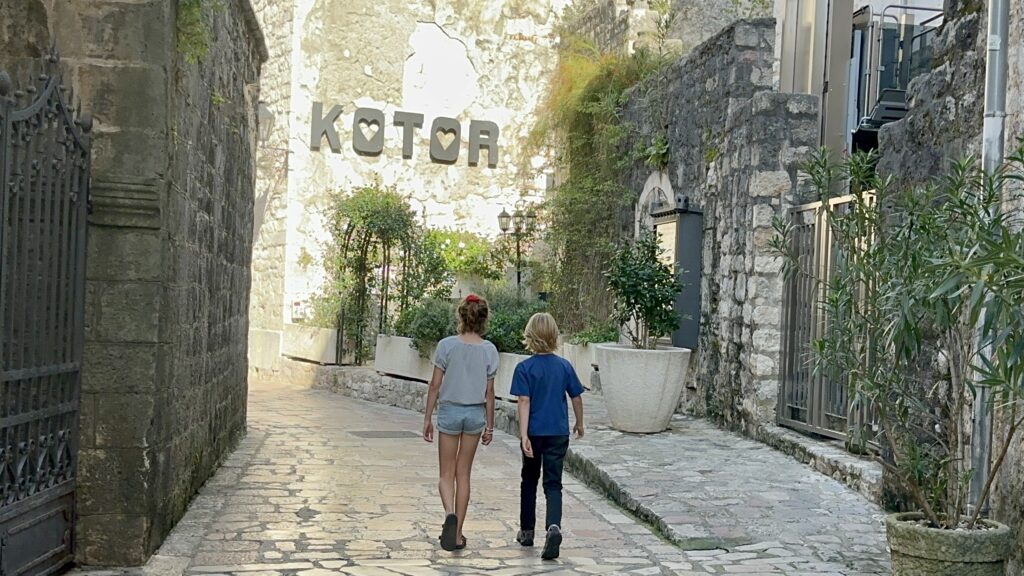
[498,201,535,295]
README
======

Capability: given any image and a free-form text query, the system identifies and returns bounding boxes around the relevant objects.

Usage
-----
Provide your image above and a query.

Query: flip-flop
[440,514,458,551]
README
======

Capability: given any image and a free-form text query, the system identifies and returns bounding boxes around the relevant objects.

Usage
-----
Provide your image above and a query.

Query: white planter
[594,344,691,433]
[495,352,529,399]
[374,335,435,382]
[561,342,615,390]
[282,323,338,364]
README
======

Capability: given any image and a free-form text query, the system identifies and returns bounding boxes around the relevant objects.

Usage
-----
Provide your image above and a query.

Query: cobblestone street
[79,382,890,576]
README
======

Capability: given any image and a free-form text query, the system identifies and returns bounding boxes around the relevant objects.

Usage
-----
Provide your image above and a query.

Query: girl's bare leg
[454,433,481,540]
[438,432,460,514]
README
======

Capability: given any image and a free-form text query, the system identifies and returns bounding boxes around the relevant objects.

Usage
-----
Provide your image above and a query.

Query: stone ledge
[751,423,884,504]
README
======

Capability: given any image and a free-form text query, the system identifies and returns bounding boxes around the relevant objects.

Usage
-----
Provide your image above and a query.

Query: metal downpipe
[969,0,1010,517]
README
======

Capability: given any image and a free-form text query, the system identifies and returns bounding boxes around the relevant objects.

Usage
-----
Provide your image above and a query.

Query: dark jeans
[520,435,570,531]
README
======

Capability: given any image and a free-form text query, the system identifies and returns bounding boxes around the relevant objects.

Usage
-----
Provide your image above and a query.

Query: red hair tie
[466,294,481,303]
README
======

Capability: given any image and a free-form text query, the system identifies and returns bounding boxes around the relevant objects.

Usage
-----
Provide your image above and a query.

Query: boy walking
[511,313,585,560]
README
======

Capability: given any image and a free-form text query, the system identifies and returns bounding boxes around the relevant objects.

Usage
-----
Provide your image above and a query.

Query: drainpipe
[969,0,1010,517]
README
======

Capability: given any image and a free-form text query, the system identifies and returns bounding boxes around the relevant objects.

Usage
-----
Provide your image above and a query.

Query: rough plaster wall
[249,0,294,366]
[283,0,569,309]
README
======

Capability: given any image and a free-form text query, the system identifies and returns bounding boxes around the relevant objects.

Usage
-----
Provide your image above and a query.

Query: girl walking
[422,294,498,551]
[511,313,585,560]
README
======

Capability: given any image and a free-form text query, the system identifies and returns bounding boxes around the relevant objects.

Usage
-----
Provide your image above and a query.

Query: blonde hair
[523,313,559,354]
[457,295,489,335]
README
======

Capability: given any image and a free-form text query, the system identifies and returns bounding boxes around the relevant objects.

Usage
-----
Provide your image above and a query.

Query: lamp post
[498,200,536,296]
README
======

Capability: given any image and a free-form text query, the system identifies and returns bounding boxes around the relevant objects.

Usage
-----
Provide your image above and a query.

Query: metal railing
[778,195,871,442]
[0,51,91,576]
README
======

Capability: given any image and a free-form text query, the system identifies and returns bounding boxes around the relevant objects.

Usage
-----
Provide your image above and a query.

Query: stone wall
[619,19,819,430]
[572,0,753,56]
[997,4,1024,573]
[573,0,633,53]
[153,0,263,558]
[1,0,266,566]
[249,0,294,368]
[876,0,987,187]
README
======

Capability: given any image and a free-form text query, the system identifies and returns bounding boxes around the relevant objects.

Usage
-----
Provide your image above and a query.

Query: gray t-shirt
[434,335,499,405]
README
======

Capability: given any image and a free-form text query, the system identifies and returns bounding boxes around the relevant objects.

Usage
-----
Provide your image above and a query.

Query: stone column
[41,0,266,565]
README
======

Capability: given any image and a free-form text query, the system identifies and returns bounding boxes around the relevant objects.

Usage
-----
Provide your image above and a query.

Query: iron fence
[777,195,867,442]
[0,52,91,576]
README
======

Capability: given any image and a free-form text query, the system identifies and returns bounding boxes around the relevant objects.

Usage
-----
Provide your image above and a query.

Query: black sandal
[439,514,458,551]
[455,536,467,550]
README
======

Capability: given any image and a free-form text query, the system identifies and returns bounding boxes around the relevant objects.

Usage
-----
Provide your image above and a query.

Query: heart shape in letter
[435,128,457,150]
[359,119,380,140]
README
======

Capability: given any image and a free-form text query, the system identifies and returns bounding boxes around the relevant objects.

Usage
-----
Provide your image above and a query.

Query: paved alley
[78,382,890,576]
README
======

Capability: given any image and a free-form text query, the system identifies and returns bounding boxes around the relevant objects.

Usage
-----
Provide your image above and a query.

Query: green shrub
[484,286,548,355]
[393,298,456,358]
[431,230,506,281]
[569,319,620,345]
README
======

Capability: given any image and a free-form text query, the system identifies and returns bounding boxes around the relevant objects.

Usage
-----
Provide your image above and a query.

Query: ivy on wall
[533,5,679,332]
[176,0,223,64]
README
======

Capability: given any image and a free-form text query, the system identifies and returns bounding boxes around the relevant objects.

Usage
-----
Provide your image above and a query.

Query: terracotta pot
[885,512,1013,576]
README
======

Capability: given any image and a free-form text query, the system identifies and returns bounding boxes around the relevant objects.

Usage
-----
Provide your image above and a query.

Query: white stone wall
[280,0,570,313]
[249,0,295,367]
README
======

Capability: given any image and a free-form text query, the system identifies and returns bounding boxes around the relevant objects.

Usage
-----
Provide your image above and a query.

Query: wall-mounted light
[257,102,275,144]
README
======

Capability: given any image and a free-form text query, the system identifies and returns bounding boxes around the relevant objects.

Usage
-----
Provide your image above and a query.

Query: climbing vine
[532,5,678,331]
[310,182,451,363]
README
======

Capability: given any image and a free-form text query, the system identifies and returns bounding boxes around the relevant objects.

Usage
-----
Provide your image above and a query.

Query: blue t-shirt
[510,354,585,437]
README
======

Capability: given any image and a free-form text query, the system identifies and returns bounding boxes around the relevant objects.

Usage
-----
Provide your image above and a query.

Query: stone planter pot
[495,352,529,400]
[282,323,338,364]
[885,512,1013,576]
[561,342,613,391]
[594,344,691,433]
[374,335,434,382]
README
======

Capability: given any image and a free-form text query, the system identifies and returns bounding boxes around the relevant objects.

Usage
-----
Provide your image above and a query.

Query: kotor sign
[310,102,500,168]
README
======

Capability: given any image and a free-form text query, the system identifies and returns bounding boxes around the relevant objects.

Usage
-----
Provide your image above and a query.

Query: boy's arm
[517,396,533,457]
[571,395,584,439]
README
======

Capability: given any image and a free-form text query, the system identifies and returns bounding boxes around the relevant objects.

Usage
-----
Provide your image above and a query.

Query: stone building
[247,0,573,373]
[1,0,265,567]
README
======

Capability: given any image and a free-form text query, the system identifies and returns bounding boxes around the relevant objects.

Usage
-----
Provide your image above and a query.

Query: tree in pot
[773,149,1024,575]
[595,229,688,433]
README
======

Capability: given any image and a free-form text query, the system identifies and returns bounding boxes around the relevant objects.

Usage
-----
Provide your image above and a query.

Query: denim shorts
[437,402,486,436]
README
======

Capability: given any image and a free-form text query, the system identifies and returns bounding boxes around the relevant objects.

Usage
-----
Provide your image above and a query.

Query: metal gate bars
[777,196,857,442]
[0,52,91,576]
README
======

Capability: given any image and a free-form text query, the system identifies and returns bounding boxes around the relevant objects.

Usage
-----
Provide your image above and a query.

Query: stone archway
[635,170,674,238]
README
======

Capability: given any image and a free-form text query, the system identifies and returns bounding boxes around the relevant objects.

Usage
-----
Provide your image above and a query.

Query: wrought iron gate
[777,196,856,441]
[0,53,91,576]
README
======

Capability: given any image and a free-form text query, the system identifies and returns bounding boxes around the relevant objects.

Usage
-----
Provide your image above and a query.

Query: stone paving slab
[74,382,891,576]
[75,385,676,576]
[565,397,890,575]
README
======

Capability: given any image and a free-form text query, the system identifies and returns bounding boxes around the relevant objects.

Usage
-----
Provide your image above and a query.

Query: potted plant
[774,149,1023,574]
[595,230,688,433]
